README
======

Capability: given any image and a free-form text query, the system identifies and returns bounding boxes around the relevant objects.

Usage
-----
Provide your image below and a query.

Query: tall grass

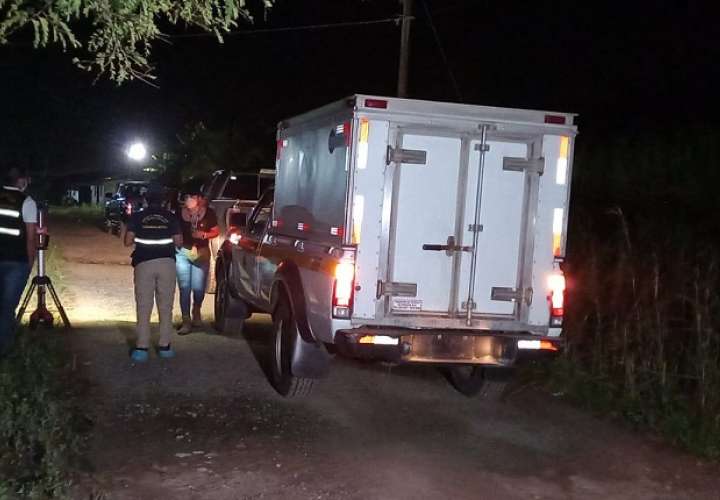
[0,333,85,499]
[554,206,720,458]
[1,240,85,498]
[49,205,103,227]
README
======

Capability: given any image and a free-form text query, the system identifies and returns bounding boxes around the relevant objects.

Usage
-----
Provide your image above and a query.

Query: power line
[169,17,402,39]
[420,0,462,101]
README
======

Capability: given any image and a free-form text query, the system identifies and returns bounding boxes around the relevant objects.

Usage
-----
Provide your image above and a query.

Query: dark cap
[4,166,30,185]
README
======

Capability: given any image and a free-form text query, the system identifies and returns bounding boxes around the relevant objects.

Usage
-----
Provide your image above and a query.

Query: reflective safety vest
[134,237,175,246]
[0,186,27,262]
[129,207,178,267]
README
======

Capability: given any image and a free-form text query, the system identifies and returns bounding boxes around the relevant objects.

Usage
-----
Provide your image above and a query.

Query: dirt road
[46,215,720,499]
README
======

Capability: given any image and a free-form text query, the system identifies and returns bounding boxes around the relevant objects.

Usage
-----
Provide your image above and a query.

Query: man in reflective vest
[124,186,182,362]
[0,167,39,355]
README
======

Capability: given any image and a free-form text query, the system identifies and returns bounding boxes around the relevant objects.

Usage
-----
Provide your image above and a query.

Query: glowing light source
[518,339,558,351]
[127,142,147,162]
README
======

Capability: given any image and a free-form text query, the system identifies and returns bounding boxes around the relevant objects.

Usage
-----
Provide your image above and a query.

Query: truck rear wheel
[270,299,314,397]
[444,366,511,400]
[214,256,246,334]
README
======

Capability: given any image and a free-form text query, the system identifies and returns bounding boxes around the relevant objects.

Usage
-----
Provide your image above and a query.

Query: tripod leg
[16,282,37,322]
[47,280,72,329]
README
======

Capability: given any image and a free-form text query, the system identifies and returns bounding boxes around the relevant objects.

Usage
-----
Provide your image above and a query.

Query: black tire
[213,256,246,334]
[270,298,314,397]
[444,366,511,400]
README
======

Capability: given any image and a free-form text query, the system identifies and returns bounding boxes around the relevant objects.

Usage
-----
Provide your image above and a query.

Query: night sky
[1,0,717,179]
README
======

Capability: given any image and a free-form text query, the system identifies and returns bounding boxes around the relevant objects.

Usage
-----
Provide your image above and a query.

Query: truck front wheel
[444,366,511,400]
[270,299,314,397]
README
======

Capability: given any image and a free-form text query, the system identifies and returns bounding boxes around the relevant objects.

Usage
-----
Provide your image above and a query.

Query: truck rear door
[372,126,540,327]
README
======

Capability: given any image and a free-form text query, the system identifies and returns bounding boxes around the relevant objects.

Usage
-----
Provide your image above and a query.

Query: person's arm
[199,225,220,240]
[124,230,136,247]
[25,223,37,268]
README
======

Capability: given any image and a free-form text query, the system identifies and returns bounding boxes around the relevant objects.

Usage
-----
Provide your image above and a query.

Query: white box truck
[214,95,577,397]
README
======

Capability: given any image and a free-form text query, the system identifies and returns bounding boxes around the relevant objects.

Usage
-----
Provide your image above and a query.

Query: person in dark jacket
[124,186,183,362]
[0,167,40,354]
[175,190,219,334]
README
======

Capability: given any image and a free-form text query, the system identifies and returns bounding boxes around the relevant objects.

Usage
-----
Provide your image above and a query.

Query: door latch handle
[422,236,472,256]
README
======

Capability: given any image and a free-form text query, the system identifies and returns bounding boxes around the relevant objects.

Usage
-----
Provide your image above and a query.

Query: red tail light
[333,259,355,318]
[365,98,388,109]
[547,272,566,326]
[544,114,567,125]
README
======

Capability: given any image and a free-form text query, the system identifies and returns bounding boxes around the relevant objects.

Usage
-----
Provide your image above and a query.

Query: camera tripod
[16,206,71,330]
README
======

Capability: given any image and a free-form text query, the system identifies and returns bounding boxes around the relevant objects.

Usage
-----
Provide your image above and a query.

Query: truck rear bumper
[335,328,562,366]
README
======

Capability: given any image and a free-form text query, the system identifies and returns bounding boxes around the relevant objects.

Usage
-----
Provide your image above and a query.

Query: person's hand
[191,230,205,239]
[36,227,48,235]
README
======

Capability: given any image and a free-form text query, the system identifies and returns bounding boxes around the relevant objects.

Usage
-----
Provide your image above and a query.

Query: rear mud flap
[291,336,330,379]
[226,294,251,320]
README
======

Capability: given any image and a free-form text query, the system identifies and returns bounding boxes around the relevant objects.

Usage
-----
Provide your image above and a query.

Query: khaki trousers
[134,258,176,348]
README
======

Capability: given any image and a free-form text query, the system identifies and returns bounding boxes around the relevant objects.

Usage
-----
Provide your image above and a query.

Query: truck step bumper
[335,329,563,366]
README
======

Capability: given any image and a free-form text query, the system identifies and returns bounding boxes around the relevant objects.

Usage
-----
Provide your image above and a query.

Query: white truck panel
[459,140,528,316]
[527,134,573,327]
[352,119,390,320]
[390,134,463,313]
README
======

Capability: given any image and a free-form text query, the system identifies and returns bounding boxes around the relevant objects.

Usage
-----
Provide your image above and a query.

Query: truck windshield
[223,174,260,200]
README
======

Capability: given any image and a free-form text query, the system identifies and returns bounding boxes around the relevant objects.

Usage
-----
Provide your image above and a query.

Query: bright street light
[127,142,147,162]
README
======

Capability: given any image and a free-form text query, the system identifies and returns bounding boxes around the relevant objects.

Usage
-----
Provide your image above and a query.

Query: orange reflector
[541,340,558,351]
[556,136,569,185]
[359,118,369,143]
[559,136,569,158]
[352,195,364,244]
[552,208,564,257]
[553,234,562,257]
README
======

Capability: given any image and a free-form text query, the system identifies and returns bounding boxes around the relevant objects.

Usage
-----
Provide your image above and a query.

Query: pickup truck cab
[203,169,275,293]
[215,95,577,398]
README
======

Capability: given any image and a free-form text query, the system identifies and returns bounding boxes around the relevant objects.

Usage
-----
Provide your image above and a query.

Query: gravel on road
[47,216,720,500]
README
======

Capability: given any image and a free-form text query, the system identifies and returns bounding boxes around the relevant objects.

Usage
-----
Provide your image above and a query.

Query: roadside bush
[0,332,85,499]
[550,205,720,459]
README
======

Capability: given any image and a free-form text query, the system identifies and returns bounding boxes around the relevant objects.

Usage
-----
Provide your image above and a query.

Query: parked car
[104,181,150,233]
[214,95,578,398]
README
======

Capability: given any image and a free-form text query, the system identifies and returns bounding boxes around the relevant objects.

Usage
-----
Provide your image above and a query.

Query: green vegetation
[0,240,85,499]
[49,205,103,226]
[0,0,272,84]
[0,332,86,499]
[542,130,720,459]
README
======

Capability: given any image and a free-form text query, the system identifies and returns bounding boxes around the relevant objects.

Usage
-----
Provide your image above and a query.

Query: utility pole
[397,0,413,98]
